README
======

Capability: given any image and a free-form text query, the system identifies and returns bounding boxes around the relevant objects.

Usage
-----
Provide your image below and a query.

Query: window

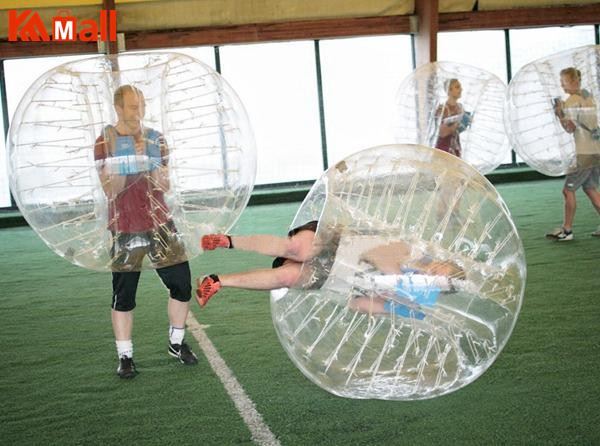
[5,50,215,122]
[4,55,93,121]
[137,46,216,69]
[5,56,96,209]
[219,41,323,185]
[509,26,596,75]
[438,30,512,165]
[319,35,413,165]
[438,30,507,82]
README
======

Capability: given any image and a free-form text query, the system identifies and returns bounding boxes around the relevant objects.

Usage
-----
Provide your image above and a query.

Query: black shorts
[271,220,333,289]
[272,220,319,269]
[111,261,192,312]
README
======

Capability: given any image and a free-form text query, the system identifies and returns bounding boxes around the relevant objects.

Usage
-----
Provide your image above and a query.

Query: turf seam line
[187,313,281,446]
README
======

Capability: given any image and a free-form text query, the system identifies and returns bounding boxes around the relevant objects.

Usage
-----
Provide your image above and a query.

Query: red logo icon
[8,9,117,42]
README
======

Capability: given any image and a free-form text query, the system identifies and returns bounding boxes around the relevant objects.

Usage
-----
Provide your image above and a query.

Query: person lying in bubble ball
[347,240,466,320]
[197,220,320,306]
[196,160,348,306]
[197,222,467,321]
[95,85,197,380]
[434,78,473,158]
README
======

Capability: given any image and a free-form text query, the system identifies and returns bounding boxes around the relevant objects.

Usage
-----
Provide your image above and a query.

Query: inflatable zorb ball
[271,144,525,400]
[506,44,600,176]
[8,52,256,271]
[394,62,509,174]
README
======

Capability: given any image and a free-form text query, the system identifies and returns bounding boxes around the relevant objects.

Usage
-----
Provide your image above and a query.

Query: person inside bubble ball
[197,225,465,321]
[195,161,351,307]
[347,240,466,320]
[196,220,334,307]
[95,85,198,379]
[434,78,473,158]
[546,67,600,241]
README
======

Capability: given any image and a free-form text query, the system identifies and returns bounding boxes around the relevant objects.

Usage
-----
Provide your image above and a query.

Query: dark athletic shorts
[271,220,336,289]
[111,261,191,312]
[271,220,319,269]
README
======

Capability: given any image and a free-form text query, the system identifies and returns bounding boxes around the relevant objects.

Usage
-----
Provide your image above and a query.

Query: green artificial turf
[1,180,599,445]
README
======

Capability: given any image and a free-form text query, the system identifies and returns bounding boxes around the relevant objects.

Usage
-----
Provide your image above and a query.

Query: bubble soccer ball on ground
[505,44,600,176]
[8,52,256,271]
[270,144,526,400]
[394,61,509,174]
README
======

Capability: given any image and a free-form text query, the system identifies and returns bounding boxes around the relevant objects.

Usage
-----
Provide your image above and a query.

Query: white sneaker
[556,229,574,241]
[592,226,600,237]
[545,227,563,239]
[546,227,573,241]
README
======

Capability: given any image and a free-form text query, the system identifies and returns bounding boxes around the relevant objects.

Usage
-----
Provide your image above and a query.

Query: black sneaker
[168,341,198,365]
[117,356,137,379]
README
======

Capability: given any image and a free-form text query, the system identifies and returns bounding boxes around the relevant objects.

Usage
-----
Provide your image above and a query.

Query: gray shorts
[564,167,600,191]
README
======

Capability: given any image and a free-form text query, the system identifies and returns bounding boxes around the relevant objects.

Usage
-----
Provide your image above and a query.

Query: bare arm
[554,98,576,133]
[231,230,317,262]
[150,166,170,192]
[439,120,460,137]
[437,105,460,138]
[149,133,170,192]
[98,165,127,198]
[95,136,126,199]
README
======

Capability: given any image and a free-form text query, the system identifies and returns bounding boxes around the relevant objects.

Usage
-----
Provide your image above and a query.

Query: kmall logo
[8,9,117,42]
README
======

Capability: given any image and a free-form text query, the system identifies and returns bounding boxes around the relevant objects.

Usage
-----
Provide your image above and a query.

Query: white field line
[187,313,281,446]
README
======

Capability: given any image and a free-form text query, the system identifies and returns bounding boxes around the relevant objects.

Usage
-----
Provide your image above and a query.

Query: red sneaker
[196,275,221,307]
[201,234,232,250]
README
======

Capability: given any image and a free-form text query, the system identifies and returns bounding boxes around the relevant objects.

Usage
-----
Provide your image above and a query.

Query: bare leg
[231,230,316,262]
[218,262,303,290]
[348,296,386,314]
[112,309,133,340]
[229,234,288,255]
[584,187,600,215]
[167,297,189,328]
[563,188,577,231]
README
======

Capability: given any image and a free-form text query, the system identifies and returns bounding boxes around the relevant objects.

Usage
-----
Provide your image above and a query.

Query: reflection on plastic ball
[8,52,256,271]
[271,144,525,400]
[394,62,509,174]
[506,44,600,176]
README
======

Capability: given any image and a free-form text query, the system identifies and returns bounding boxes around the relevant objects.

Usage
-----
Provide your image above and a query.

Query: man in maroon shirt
[95,85,197,379]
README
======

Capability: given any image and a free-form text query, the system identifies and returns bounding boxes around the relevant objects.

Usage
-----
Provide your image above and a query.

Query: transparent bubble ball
[8,52,256,271]
[271,144,525,400]
[506,44,600,176]
[394,62,509,174]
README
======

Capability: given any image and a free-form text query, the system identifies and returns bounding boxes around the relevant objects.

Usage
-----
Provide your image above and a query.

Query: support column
[414,0,439,67]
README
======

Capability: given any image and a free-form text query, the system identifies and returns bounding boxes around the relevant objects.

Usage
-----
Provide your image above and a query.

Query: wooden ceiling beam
[414,0,438,67]
[0,15,411,57]
[102,0,118,55]
[124,15,412,51]
[0,40,96,58]
[439,4,600,31]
